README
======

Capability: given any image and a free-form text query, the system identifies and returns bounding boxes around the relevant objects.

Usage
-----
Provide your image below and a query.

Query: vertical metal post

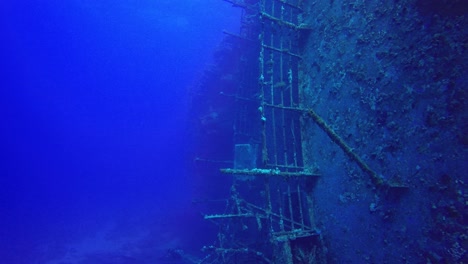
[297,183,305,227]
[277,186,285,232]
[291,119,299,167]
[287,183,294,230]
[269,0,278,167]
[307,195,316,229]
[265,177,274,231]
[279,3,289,169]
[259,0,268,165]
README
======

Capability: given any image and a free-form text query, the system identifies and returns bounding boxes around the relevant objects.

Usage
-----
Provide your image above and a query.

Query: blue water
[0,1,240,263]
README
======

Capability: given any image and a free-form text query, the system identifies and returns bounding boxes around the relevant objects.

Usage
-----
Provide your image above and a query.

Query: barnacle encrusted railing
[202,1,325,263]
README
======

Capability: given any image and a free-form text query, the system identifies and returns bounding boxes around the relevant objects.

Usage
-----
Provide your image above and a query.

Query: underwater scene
[1,0,466,263]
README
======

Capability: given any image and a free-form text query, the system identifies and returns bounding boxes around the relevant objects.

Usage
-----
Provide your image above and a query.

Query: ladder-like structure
[194,1,408,262]
[201,1,325,263]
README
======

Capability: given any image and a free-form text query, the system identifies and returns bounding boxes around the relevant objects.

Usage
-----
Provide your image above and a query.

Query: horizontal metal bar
[204,213,254,219]
[264,164,306,170]
[262,44,302,59]
[271,229,319,241]
[244,201,313,230]
[264,103,304,110]
[220,168,320,177]
[260,12,299,29]
[274,0,303,11]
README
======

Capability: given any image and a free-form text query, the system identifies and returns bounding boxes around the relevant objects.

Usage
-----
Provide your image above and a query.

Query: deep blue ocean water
[0,1,240,263]
[2,1,466,263]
